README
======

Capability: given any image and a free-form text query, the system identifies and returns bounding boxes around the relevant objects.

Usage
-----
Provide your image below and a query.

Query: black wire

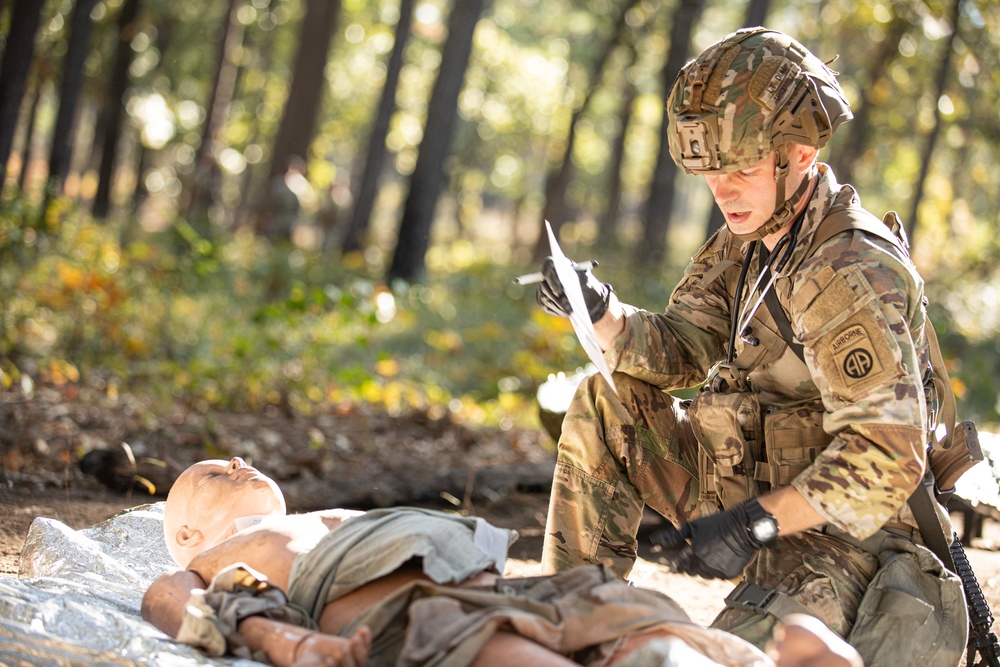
[727,240,757,364]
[775,204,808,272]
[728,195,811,363]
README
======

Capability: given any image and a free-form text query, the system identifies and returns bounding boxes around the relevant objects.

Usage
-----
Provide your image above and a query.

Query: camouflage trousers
[542,372,701,576]
[541,372,879,650]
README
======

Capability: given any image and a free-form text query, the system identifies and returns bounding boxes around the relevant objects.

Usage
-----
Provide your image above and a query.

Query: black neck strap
[758,245,806,364]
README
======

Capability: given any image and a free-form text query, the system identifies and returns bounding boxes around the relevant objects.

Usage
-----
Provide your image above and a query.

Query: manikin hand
[535,256,612,323]
[649,499,774,580]
[290,626,372,667]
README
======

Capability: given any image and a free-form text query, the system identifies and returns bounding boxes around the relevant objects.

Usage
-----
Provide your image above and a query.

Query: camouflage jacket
[605,164,932,540]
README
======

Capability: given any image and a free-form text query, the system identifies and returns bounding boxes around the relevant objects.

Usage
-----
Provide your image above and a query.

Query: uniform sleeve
[604,235,735,390]
[788,233,928,539]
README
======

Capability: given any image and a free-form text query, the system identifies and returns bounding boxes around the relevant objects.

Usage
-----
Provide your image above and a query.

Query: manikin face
[163,457,286,567]
[702,145,817,242]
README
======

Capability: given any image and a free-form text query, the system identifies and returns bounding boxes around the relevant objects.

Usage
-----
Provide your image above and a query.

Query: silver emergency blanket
[0,501,258,666]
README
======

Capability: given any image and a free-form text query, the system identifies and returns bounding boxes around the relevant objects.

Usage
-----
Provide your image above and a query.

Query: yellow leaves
[951,376,967,400]
[40,359,79,389]
[57,262,85,291]
[375,358,399,377]
[42,259,126,312]
[342,251,366,271]
[424,328,463,352]
[122,337,148,357]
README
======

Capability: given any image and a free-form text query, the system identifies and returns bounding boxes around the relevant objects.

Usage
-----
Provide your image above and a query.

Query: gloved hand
[649,499,776,579]
[535,257,612,323]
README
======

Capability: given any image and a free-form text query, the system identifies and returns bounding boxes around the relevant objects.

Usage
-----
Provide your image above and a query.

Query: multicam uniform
[541,164,942,648]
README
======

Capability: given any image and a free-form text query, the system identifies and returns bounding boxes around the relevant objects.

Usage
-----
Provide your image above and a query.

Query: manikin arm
[141,570,370,667]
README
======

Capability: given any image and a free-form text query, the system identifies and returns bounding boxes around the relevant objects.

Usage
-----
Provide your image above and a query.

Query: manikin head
[163,457,286,567]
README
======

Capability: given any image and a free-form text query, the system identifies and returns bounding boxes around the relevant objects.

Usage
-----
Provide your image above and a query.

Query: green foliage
[4,0,999,430]
[3,195,998,433]
[0,204,647,431]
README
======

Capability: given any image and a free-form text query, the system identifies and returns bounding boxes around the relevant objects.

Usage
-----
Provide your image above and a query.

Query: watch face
[751,517,778,543]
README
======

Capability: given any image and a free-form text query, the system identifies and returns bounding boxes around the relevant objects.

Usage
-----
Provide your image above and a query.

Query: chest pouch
[688,364,763,509]
[756,404,832,491]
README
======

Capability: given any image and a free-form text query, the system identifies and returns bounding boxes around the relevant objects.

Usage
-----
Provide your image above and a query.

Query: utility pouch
[689,388,762,508]
[846,536,967,667]
[757,404,832,490]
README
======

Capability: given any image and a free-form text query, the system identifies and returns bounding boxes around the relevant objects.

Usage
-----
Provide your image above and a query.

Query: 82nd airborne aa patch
[829,323,885,396]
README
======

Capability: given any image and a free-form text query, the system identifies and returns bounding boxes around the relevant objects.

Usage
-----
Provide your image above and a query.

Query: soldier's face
[703,152,782,237]
[703,145,815,239]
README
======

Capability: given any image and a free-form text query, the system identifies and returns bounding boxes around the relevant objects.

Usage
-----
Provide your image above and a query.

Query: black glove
[535,257,612,323]
[649,499,777,579]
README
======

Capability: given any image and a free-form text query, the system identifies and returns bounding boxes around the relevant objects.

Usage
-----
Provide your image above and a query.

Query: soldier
[534,27,957,656]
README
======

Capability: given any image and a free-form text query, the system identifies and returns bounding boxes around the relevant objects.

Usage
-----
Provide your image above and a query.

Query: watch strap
[744,498,779,545]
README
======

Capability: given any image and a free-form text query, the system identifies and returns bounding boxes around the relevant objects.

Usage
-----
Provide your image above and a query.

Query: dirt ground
[3,479,1000,629]
[1,385,999,636]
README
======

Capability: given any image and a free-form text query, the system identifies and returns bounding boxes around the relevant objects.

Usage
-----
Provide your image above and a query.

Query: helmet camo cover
[667,27,852,175]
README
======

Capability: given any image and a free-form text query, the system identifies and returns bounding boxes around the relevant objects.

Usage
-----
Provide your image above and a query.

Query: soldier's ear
[791,142,819,169]
[175,525,204,551]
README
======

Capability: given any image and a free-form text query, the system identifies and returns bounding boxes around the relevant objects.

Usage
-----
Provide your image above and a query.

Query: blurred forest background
[1,0,999,482]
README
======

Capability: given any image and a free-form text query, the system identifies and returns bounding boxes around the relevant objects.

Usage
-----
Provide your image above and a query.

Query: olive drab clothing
[542,164,948,649]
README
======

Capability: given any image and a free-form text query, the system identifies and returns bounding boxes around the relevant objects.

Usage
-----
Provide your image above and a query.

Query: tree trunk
[743,0,770,27]
[638,0,704,266]
[831,11,906,186]
[0,0,45,195]
[16,78,43,194]
[130,143,150,212]
[92,0,142,219]
[45,0,100,200]
[532,0,642,262]
[260,0,341,241]
[341,0,416,255]
[596,47,638,250]
[387,0,488,284]
[184,0,245,225]
[123,9,174,242]
[234,0,275,230]
[906,0,961,242]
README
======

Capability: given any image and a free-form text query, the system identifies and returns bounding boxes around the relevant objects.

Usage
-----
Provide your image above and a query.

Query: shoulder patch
[815,308,900,401]
[831,324,882,382]
[800,268,856,332]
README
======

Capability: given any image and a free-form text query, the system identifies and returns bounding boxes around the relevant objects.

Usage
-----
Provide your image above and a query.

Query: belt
[724,581,814,620]
[817,522,923,556]
[725,523,924,623]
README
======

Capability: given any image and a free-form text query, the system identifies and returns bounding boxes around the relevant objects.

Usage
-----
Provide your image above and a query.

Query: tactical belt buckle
[724,581,815,621]
[724,582,775,614]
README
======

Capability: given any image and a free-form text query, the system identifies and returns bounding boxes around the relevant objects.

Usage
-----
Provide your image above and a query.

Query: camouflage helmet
[666,28,852,239]
[667,27,851,174]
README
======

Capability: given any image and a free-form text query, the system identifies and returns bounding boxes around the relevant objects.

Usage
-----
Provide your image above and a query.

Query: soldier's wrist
[743,498,779,546]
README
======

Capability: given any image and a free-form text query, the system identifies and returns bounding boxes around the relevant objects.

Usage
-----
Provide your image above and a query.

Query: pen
[513,261,595,286]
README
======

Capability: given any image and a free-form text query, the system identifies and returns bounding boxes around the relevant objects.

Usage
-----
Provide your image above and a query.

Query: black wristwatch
[745,499,779,545]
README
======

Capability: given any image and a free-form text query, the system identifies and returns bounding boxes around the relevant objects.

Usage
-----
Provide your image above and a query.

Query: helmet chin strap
[729,145,815,243]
